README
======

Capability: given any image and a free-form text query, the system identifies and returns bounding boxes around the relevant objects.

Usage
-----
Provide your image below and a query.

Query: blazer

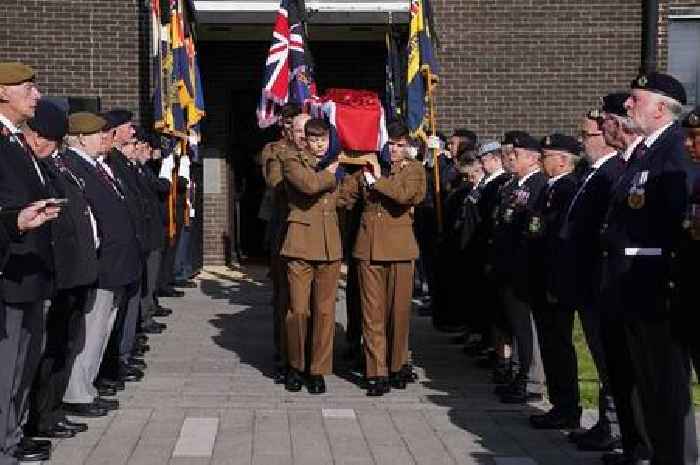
[107,149,146,253]
[137,163,169,252]
[279,148,342,262]
[42,154,99,290]
[341,159,426,262]
[600,123,689,318]
[555,155,625,307]
[64,149,142,289]
[0,131,54,303]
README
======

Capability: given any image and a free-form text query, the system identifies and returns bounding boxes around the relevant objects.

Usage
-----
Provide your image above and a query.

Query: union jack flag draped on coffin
[257,0,317,128]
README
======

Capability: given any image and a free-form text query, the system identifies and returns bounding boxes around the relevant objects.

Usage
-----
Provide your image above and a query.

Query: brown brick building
[1,0,699,265]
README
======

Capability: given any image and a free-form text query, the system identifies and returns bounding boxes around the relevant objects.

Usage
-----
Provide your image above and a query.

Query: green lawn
[573,315,700,408]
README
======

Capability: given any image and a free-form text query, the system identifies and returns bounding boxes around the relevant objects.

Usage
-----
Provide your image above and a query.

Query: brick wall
[0,0,150,121]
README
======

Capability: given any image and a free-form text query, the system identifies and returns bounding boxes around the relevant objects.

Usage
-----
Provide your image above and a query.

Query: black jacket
[107,149,146,254]
[0,131,54,303]
[136,163,169,252]
[64,149,142,289]
[600,123,689,318]
[490,170,547,300]
[555,155,625,308]
[42,153,99,291]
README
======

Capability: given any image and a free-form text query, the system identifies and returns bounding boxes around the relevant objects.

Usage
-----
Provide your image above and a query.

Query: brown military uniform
[280,148,343,376]
[341,159,426,377]
[261,139,293,364]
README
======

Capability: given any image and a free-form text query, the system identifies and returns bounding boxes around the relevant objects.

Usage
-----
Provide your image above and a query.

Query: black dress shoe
[141,321,165,334]
[14,441,51,462]
[34,424,76,439]
[306,375,326,395]
[96,385,117,397]
[576,426,622,451]
[22,438,51,450]
[127,358,147,370]
[389,372,406,390]
[134,344,151,356]
[158,288,184,297]
[529,408,580,430]
[56,419,88,433]
[499,380,544,404]
[285,369,304,392]
[366,377,390,397]
[95,378,125,391]
[173,279,197,288]
[153,306,173,317]
[62,402,108,417]
[273,366,287,384]
[117,365,144,382]
[399,364,418,383]
[94,396,119,411]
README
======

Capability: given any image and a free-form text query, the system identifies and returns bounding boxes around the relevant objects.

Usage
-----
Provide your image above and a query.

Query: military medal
[627,171,648,210]
[528,215,542,235]
[503,208,514,223]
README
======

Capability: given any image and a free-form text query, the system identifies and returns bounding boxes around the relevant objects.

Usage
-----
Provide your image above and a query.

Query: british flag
[257,0,317,128]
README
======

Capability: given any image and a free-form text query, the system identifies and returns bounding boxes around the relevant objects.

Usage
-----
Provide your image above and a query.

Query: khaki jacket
[341,159,426,261]
[279,148,343,262]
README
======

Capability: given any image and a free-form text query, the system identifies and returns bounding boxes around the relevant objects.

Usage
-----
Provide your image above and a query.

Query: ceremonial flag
[406,0,439,138]
[151,0,165,127]
[384,28,403,122]
[257,0,317,128]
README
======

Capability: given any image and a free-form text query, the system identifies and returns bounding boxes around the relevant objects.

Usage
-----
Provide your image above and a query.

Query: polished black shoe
[366,377,390,397]
[62,402,108,417]
[285,369,304,392]
[96,378,125,391]
[158,288,184,298]
[529,408,581,430]
[173,279,197,288]
[142,321,165,334]
[34,423,76,439]
[576,427,622,451]
[14,440,51,462]
[136,333,149,344]
[94,396,119,411]
[116,363,144,382]
[389,372,406,390]
[499,381,543,404]
[56,419,88,433]
[399,364,418,383]
[273,366,288,384]
[307,375,326,395]
[96,385,117,397]
[128,358,147,370]
[153,306,173,317]
[134,344,151,356]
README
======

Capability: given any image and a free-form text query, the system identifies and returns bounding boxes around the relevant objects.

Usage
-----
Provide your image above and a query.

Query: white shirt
[0,113,46,185]
[97,156,115,179]
[483,168,505,186]
[644,121,674,148]
[593,151,618,169]
[517,169,540,187]
[548,171,571,187]
[622,137,643,162]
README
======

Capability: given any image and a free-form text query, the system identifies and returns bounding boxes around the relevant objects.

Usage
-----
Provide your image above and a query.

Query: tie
[627,142,647,165]
[14,133,46,185]
[94,161,124,200]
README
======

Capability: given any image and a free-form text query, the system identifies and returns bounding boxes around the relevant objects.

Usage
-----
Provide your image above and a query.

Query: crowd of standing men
[0,62,198,465]
[261,72,700,465]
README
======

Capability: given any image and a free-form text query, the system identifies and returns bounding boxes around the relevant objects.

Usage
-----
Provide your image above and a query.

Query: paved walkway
[43,265,613,465]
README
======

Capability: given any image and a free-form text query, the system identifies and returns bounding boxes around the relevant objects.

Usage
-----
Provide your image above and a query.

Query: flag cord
[425,69,443,234]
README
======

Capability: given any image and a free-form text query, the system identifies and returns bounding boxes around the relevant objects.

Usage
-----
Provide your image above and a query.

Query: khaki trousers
[358,260,414,377]
[270,254,288,364]
[286,259,341,375]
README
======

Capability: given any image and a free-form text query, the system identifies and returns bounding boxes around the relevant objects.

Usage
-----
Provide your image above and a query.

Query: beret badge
[637,75,648,87]
[689,113,700,127]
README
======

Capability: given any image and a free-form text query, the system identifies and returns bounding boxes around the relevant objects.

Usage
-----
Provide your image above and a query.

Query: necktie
[94,161,124,200]
[14,133,46,185]
[627,142,647,166]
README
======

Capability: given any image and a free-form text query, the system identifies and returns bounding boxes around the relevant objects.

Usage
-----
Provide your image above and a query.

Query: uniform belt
[624,247,663,256]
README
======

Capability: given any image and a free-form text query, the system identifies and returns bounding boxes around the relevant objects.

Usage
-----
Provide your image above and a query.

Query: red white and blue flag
[257,0,317,128]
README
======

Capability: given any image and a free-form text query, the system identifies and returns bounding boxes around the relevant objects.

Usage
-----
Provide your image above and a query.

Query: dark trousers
[624,315,697,465]
[0,300,46,458]
[532,300,579,415]
[174,226,192,281]
[578,304,618,434]
[158,221,183,292]
[27,287,89,432]
[141,249,162,328]
[599,303,650,461]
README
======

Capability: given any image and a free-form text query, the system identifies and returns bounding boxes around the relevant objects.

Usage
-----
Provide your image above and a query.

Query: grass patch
[573,315,700,408]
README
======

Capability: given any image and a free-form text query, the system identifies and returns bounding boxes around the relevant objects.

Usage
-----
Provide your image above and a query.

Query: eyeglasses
[580,131,602,139]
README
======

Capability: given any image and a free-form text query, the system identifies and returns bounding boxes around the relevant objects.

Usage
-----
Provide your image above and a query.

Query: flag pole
[425,69,443,234]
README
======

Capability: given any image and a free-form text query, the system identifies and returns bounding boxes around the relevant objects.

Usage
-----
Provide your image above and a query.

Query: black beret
[631,72,687,106]
[683,107,700,129]
[541,133,583,156]
[103,109,133,130]
[503,130,541,152]
[133,126,148,142]
[27,99,68,142]
[452,128,478,144]
[601,92,630,117]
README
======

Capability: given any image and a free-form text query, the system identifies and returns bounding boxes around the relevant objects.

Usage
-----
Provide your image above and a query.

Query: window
[668,17,700,108]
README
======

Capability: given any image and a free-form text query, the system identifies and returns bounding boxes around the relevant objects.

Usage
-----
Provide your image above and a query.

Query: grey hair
[655,93,684,120]
[64,135,81,147]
